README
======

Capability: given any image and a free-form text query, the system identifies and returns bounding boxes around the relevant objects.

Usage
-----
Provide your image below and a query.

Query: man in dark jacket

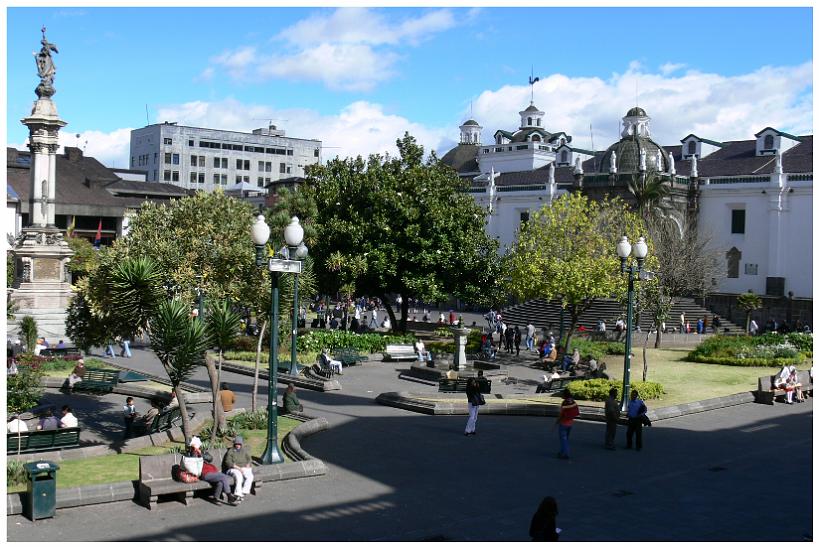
[604,387,619,450]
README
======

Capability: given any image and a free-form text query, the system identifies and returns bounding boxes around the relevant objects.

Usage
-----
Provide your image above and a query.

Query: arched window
[536,118,541,126]
[764,134,774,150]
[527,117,532,126]
[687,141,696,155]
[561,150,568,163]
[531,134,541,142]
[496,135,503,145]
[560,138,566,146]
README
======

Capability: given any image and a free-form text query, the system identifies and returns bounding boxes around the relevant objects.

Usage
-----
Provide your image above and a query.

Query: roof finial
[528,66,540,104]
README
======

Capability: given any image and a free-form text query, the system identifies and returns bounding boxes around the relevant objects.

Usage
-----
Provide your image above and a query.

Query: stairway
[501,297,746,335]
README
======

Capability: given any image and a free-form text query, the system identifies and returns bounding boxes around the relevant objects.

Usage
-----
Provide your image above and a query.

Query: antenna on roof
[589,124,594,153]
[145,104,150,125]
[635,79,639,108]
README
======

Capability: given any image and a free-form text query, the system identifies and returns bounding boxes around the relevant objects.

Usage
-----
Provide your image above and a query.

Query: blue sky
[6,6,813,167]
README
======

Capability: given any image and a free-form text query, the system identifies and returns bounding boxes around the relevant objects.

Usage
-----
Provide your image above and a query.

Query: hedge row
[566,378,664,402]
[687,334,811,367]
[296,330,416,354]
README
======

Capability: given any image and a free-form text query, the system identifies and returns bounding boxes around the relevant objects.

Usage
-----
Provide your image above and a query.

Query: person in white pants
[464,378,483,435]
[222,436,254,500]
[321,350,343,374]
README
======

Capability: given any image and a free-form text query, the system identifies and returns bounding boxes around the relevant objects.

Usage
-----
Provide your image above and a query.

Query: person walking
[555,389,579,459]
[604,387,619,450]
[464,377,484,436]
[529,496,560,541]
[526,323,536,351]
[513,326,522,356]
[625,389,647,451]
[119,336,132,358]
[504,325,514,353]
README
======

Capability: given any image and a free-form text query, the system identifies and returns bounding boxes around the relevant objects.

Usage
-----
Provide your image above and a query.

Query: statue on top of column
[34,26,59,98]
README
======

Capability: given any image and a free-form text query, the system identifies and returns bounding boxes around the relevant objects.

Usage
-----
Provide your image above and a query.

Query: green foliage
[307,133,503,331]
[19,316,38,353]
[65,236,98,279]
[7,461,27,487]
[433,327,452,338]
[505,193,649,349]
[627,170,673,223]
[228,410,269,430]
[207,300,242,352]
[7,253,14,288]
[109,257,166,336]
[198,422,238,442]
[736,292,763,313]
[687,335,810,367]
[150,299,209,386]
[568,338,625,361]
[7,366,45,414]
[296,329,416,354]
[15,356,81,372]
[567,378,664,402]
[65,295,108,353]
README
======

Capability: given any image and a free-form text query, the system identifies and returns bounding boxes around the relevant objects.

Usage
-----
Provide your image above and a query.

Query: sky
[5,6,813,169]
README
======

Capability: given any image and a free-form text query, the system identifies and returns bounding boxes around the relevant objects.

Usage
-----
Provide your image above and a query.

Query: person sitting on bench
[414,340,431,362]
[64,358,86,393]
[37,408,59,431]
[536,372,561,393]
[223,436,254,502]
[283,383,304,413]
[200,451,237,506]
[786,366,805,404]
[139,400,162,430]
[320,349,343,374]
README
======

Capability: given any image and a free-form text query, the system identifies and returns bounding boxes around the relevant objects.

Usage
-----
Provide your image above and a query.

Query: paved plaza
[7,346,813,542]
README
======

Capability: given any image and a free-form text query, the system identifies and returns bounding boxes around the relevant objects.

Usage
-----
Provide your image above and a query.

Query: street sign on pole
[268,258,302,273]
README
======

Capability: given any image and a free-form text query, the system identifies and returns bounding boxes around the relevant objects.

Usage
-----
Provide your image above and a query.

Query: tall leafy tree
[149,299,210,443]
[627,170,673,224]
[737,291,763,334]
[307,133,502,332]
[505,193,647,352]
[206,300,241,440]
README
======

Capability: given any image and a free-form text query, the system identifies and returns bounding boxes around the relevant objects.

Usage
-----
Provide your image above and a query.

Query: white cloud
[206,8,460,91]
[9,128,134,170]
[469,62,813,152]
[659,62,686,75]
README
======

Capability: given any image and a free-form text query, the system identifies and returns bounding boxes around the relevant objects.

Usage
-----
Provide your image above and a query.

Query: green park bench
[333,347,368,366]
[39,347,81,358]
[133,407,183,437]
[7,427,81,454]
[437,378,492,394]
[73,367,120,394]
[138,447,261,510]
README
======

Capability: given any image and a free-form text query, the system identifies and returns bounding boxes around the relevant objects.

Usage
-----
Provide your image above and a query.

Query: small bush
[688,335,810,366]
[296,330,416,354]
[231,335,265,352]
[563,340,624,362]
[7,460,27,487]
[566,379,664,402]
[228,410,269,431]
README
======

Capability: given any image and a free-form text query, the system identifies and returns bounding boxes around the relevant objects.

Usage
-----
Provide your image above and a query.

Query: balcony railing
[787,173,812,182]
[708,176,771,185]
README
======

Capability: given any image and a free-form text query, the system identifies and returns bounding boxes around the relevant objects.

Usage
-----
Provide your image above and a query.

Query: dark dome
[441,144,479,174]
[626,106,647,117]
[601,135,669,174]
[523,104,541,113]
[462,119,479,126]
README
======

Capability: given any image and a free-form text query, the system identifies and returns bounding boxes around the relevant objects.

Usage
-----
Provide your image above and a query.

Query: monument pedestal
[452,326,472,370]
[9,227,74,340]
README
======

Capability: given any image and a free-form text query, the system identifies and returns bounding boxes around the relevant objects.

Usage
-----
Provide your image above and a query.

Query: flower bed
[687,334,811,367]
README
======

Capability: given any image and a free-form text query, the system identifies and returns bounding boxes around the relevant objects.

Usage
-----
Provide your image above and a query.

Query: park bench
[535,375,585,394]
[333,347,368,367]
[756,370,813,405]
[437,378,492,394]
[308,364,334,380]
[7,427,81,454]
[39,347,81,358]
[382,344,418,361]
[138,447,261,510]
[73,367,120,394]
[132,407,183,437]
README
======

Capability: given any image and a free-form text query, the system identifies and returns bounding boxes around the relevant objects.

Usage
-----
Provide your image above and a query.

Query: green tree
[149,299,210,443]
[206,300,242,440]
[65,294,109,354]
[505,193,646,352]
[627,170,673,224]
[19,316,38,354]
[307,133,502,332]
[7,367,44,415]
[737,291,763,334]
[65,236,98,280]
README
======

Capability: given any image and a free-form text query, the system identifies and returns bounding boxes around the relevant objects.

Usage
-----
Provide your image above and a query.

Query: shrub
[296,330,416,354]
[228,410,269,430]
[562,340,624,362]
[688,335,809,366]
[566,379,664,402]
[7,367,44,414]
[7,460,27,487]
[230,335,266,352]
[19,316,38,354]
[15,355,80,372]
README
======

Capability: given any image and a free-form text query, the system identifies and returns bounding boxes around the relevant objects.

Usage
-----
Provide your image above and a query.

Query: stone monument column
[9,27,74,341]
[451,326,471,370]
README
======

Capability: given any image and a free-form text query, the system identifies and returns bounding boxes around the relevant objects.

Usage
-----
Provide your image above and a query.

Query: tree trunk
[642,324,653,381]
[563,306,579,355]
[216,350,226,433]
[176,385,192,445]
[400,295,409,333]
[745,311,751,334]
[252,318,268,413]
[380,295,397,333]
[654,321,662,348]
[203,353,223,444]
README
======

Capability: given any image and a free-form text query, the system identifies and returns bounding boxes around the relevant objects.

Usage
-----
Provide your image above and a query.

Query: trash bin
[23,461,59,520]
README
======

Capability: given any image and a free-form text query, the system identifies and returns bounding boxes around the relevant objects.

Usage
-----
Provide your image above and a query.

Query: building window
[163,138,173,145]
[265,162,272,172]
[172,154,180,165]
[527,117,532,126]
[314,149,320,157]
[163,170,171,182]
[258,161,265,172]
[520,211,530,225]
[154,153,158,163]
[688,141,696,155]
[561,151,568,163]
[280,162,286,174]
[172,171,179,182]
[495,136,502,145]
[531,135,541,142]
[286,166,291,175]
[744,263,758,275]
[221,158,228,169]
[258,177,264,187]
[198,156,205,167]
[165,153,172,164]
[153,170,157,180]
[214,174,220,185]
[731,209,745,234]
[198,173,205,184]
[726,247,741,278]
[191,155,198,166]
[190,172,197,183]
[221,174,227,185]
[764,134,774,150]
[188,139,194,146]
[537,118,541,126]
[287,150,293,156]
[236,175,242,184]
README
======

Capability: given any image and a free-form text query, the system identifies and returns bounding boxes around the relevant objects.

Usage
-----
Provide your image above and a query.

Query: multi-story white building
[129,123,322,193]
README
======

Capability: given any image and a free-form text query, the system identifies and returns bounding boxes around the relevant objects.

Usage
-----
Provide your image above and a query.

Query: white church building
[441,104,813,301]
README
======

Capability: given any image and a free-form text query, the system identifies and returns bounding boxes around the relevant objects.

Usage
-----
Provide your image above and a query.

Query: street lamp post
[616,235,649,412]
[250,214,283,465]
[283,218,308,376]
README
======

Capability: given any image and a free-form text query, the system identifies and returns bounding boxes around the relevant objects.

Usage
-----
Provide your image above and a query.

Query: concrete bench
[7,427,81,454]
[756,370,813,405]
[138,448,260,510]
[382,344,418,361]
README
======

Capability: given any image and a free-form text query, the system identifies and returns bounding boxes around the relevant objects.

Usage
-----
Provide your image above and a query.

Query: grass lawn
[7,417,303,493]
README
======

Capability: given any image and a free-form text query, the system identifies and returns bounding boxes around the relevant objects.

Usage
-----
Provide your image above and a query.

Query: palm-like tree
[150,299,210,443]
[737,291,763,334]
[206,300,242,441]
[627,170,673,223]
[109,257,165,338]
